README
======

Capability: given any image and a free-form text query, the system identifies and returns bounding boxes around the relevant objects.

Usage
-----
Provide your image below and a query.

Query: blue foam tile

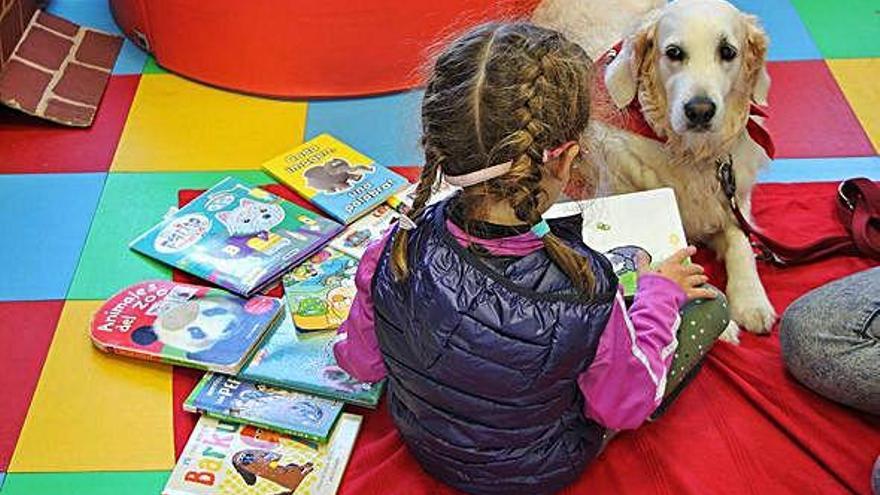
[305,90,424,166]
[1,472,6,490]
[730,0,821,61]
[759,156,880,183]
[46,0,147,74]
[0,173,106,301]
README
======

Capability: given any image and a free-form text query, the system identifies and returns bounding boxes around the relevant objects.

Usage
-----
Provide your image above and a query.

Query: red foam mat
[172,179,879,494]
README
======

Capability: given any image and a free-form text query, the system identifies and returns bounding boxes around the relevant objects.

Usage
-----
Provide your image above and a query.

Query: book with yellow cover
[262,134,408,224]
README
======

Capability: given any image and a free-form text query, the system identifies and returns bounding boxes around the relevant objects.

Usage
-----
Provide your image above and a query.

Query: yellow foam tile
[828,58,880,152]
[9,301,174,472]
[111,73,307,171]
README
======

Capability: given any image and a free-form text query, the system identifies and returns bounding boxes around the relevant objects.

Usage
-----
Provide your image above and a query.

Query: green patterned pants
[654,286,731,417]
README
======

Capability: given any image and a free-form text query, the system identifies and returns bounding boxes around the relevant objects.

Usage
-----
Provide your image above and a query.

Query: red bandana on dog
[592,42,776,160]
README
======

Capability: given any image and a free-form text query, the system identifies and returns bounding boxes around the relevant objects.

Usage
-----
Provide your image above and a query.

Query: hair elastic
[530,219,552,238]
[397,214,418,231]
[444,141,580,188]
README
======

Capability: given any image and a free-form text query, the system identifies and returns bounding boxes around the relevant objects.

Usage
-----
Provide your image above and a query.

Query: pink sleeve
[332,234,391,383]
[577,274,686,430]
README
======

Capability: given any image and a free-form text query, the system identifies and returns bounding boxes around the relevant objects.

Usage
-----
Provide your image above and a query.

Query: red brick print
[17,25,72,70]
[52,62,108,107]
[0,1,22,65]
[20,0,39,24]
[44,96,92,126]
[76,30,122,69]
[34,10,76,37]
[0,58,50,112]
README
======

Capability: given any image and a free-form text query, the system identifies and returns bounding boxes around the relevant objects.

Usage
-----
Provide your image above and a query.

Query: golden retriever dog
[535,0,775,341]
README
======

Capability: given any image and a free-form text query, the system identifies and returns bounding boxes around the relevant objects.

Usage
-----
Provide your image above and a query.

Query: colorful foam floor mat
[0,0,878,493]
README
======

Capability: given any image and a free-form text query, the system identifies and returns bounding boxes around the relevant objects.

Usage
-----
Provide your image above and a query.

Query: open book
[543,188,687,296]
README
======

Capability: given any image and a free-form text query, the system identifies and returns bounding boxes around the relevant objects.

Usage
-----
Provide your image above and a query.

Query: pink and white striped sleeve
[577,273,686,430]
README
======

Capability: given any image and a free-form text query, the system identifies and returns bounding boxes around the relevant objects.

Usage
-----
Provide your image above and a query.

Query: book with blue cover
[130,177,343,297]
[241,301,384,408]
[184,373,344,443]
[262,134,409,224]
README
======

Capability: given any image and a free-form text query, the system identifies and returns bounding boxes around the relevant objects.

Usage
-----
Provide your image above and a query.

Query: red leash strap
[716,156,880,266]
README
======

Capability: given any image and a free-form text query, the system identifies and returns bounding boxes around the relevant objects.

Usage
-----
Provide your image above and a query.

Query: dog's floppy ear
[605,15,657,109]
[743,14,770,106]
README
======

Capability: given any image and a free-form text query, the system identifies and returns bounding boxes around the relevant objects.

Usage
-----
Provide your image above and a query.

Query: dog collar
[592,42,776,160]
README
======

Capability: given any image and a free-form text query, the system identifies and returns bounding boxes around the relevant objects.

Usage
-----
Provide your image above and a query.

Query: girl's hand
[639,246,717,300]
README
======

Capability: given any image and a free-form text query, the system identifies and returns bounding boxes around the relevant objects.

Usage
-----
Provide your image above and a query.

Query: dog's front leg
[709,227,777,335]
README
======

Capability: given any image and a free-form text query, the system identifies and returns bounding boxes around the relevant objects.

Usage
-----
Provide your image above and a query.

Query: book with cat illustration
[90,280,283,374]
[328,203,399,259]
[542,188,688,296]
[283,248,358,332]
[184,373,343,442]
[240,301,384,408]
[163,413,362,495]
[262,134,409,224]
[130,177,343,297]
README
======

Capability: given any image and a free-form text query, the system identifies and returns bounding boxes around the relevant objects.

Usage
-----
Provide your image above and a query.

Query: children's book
[387,179,460,214]
[163,414,362,495]
[329,203,399,259]
[283,249,358,332]
[262,134,409,224]
[90,280,283,374]
[184,373,343,443]
[131,177,342,297]
[542,188,687,296]
[241,302,384,408]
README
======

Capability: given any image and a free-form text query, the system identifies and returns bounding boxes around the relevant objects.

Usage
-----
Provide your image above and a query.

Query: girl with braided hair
[333,22,730,494]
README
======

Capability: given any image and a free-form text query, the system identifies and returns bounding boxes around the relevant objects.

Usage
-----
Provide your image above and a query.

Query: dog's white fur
[535,0,776,340]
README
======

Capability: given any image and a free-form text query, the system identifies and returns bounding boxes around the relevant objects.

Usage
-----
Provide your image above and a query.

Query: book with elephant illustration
[240,300,385,408]
[163,413,362,495]
[282,248,358,332]
[262,133,409,224]
[543,188,688,296]
[184,373,343,442]
[90,280,284,374]
[130,177,343,297]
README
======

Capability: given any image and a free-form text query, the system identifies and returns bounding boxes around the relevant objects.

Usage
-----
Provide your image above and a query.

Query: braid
[390,138,441,281]
[411,22,597,295]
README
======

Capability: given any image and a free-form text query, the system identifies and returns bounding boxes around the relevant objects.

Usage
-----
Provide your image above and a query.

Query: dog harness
[592,43,776,160]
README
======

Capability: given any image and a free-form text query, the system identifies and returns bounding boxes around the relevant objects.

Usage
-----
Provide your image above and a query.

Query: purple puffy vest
[372,202,617,495]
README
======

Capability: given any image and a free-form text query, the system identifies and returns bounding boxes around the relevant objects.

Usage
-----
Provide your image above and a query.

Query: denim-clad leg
[780,267,880,415]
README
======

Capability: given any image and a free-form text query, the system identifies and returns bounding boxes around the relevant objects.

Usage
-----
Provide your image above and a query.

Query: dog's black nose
[684,97,716,126]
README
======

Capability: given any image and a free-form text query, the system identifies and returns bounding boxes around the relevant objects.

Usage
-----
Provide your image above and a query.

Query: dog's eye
[665,45,685,62]
[719,43,738,62]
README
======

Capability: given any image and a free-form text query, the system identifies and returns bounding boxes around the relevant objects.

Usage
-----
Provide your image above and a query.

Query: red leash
[716,156,880,266]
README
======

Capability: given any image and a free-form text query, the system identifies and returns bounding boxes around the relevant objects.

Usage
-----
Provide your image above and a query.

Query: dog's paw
[728,290,777,334]
[718,321,741,345]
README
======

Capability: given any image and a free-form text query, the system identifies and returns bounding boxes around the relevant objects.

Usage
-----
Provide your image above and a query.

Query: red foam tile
[0,300,63,471]
[766,60,875,158]
[0,74,138,173]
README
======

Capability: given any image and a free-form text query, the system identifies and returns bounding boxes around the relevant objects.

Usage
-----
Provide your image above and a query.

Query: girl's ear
[549,145,580,181]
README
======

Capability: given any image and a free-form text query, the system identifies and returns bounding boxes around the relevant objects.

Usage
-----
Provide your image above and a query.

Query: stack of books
[91,134,418,495]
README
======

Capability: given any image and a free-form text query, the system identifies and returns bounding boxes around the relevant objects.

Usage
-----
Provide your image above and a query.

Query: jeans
[780,267,880,415]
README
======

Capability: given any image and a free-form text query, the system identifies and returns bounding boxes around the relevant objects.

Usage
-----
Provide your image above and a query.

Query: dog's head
[605,0,769,154]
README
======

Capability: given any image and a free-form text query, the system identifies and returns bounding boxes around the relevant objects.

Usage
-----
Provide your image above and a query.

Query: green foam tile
[790,0,880,58]
[143,56,168,75]
[1,471,168,495]
[67,171,272,300]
